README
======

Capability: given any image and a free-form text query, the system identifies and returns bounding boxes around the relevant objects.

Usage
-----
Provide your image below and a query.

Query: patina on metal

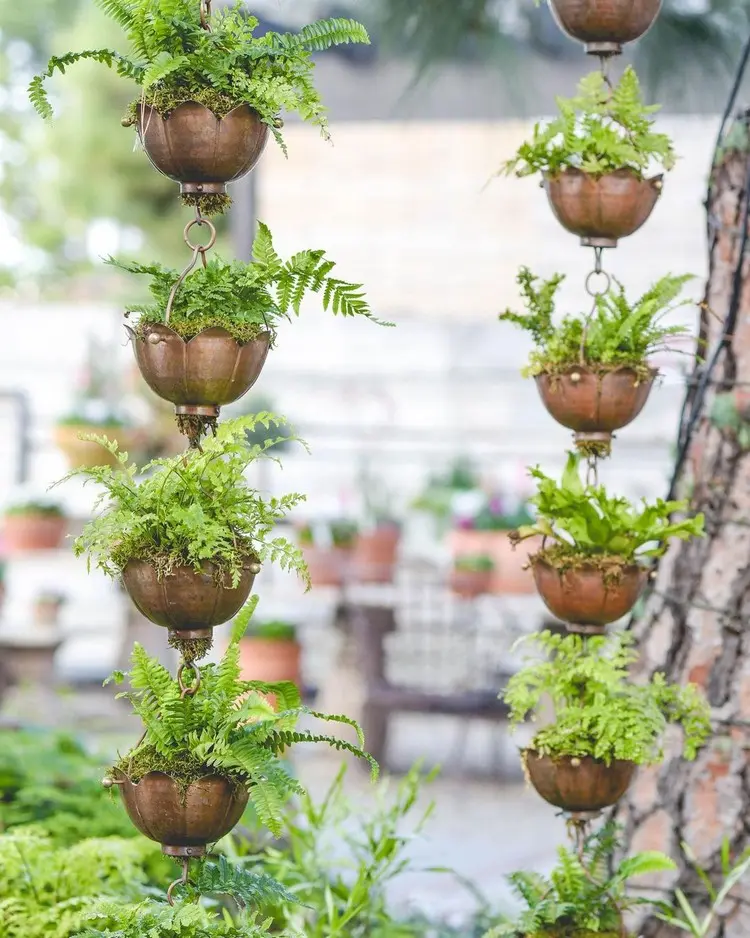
[122,559,257,637]
[535,366,656,456]
[115,770,249,855]
[531,558,648,630]
[137,102,270,195]
[525,751,636,813]
[544,169,663,248]
[549,0,663,55]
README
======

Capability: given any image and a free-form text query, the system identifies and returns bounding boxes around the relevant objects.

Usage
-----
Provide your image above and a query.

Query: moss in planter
[181,191,233,217]
[535,361,655,384]
[168,633,213,664]
[133,316,269,346]
[115,744,246,798]
[124,87,248,125]
[531,545,642,585]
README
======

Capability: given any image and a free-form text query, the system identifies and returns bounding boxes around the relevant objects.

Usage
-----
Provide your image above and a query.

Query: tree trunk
[617,146,750,938]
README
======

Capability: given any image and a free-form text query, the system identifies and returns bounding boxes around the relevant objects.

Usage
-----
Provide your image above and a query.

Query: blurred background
[0,0,748,925]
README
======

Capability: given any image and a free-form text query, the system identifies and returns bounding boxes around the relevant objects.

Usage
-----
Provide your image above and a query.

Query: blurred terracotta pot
[549,0,662,54]
[545,169,663,247]
[3,514,66,552]
[114,770,248,856]
[532,558,647,632]
[536,366,655,455]
[449,530,540,595]
[351,526,401,583]
[525,751,636,813]
[450,568,493,599]
[54,424,140,469]
[122,558,257,640]
[137,102,270,197]
[239,637,302,687]
[303,546,351,588]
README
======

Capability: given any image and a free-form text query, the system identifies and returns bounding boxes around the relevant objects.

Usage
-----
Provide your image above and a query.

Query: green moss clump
[125,86,251,125]
[181,191,233,217]
[168,633,213,664]
[115,744,246,795]
[134,316,268,345]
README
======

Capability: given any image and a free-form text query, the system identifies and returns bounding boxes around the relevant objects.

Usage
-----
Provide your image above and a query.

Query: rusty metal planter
[544,169,663,248]
[525,751,636,813]
[535,366,655,454]
[115,770,248,856]
[549,0,663,55]
[122,559,256,641]
[532,558,647,632]
[136,102,269,198]
[127,325,270,413]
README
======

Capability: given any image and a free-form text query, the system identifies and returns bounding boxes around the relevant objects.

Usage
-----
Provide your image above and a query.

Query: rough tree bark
[617,144,750,938]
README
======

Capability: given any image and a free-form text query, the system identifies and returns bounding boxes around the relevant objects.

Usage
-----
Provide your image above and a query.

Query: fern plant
[73,901,284,938]
[513,452,704,573]
[62,413,309,588]
[29,0,369,152]
[502,630,711,765]
[487,822,675,938]
[110,222,391,344]
[501,67,675,179]
[499,268,692,378]
[109,596,378,837]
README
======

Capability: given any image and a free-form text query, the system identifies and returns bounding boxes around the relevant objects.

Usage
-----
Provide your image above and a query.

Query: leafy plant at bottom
[501,630,711,765]
[63,413,310,588]
[223,762,490,938]
[513,452,704,568]
[110,222,391,345]
[109,596,378,837]
[486,822,676,938]
[499,268,692,378]
[30,0,369,152]
[71,901,287,938]
[454,554,495,573]
[501,67,675,179]
[655,839,750,938]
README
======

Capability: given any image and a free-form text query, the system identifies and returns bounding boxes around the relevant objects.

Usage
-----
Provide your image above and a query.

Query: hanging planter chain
[200,0,212,31]
[165,206,217,323]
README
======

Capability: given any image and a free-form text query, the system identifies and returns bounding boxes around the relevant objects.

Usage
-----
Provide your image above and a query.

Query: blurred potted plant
[298,520,358,588]
[450,491,538,595]
[33,591,66,628]
[352,468,401,583]
[3,500,67,553]
[450,554,494,599]
[238,618,301,688]
[412,458,480,536]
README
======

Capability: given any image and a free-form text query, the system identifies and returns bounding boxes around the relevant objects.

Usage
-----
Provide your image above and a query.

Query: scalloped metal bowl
[122,559,256,635]
[127,325,270,409]
[525,751,636,813]
[544,169,663,247]
[116,770,248,855]
[136,102,270,194]
[532,558,648,630]
[549,0,663,54]
[535,366,656,434]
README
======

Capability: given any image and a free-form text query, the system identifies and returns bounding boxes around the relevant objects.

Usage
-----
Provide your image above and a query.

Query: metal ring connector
[167,857,191,906]
[178,662,202,698]
[585,269,612,297]
[184,217,217,253]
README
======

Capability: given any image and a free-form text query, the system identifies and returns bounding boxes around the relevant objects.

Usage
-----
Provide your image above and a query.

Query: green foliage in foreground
[514,452,704,564]
[501,68,675,179]
[30,0,368,151]
[502,631,711,765]
[110,597,377,837]
[110,222,389,345]
[488,822,675,938]
[499,268,692,377]
[64,414,309,588]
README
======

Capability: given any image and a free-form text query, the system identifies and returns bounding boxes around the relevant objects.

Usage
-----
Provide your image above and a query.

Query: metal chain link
[177,661,202,699]
[167,857,192,905]
[200,0,212,31]
[165,206,217,322]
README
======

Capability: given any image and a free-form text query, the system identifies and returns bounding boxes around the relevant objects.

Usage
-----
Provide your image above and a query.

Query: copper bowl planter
[127,325,270,439]
[136,103,270,199]
[122,559,257,641]
[525,751,636,814]
[535,366,656,455]
[114,770,248,856]
[351,526,401,584]
[544,169,663,248]
[549,0,663,55]
[532,558,647,633]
